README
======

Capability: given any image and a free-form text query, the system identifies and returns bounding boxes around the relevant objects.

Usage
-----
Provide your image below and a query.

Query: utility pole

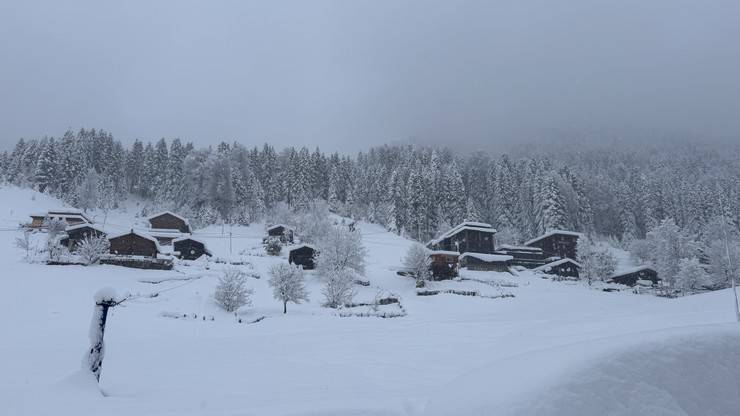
[719,193,740,322]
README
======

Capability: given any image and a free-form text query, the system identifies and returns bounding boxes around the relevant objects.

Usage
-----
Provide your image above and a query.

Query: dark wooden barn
[146,211,191,233]
[429,250,459,279]
[495,244,546,268]
[534,258,581,279]
[108,230,160,258]
[288,244,317,269]
[173,237,212,260]
[29,210,92,228]
[59,224,106,250]
[427,222,497,254]
[267,224,294,244]
[524,230,583,260]
[459,252,513,272]
[608,266,660,287]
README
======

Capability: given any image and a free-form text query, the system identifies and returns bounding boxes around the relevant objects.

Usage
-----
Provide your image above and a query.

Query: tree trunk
[283,300,287,314]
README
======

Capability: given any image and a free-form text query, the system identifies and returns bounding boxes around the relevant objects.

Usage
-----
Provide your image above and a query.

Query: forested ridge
[2,128,739,244]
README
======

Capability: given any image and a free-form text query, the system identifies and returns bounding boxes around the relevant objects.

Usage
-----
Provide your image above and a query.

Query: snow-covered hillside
[1,186,739,416]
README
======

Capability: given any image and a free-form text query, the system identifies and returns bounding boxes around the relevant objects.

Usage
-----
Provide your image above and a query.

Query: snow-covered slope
[0,185,738,416]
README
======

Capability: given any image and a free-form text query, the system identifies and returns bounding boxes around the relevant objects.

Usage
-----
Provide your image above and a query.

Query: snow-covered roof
[533,258,582,272]
[146,211,190,225]
[108,230,162,251]
[31,211,92,222]
[610,265,656,278]
[290,243,317,252]
[147,229,186,238]
[524,230,584,246]
[459,252,513,262]
[267,223,292,232]
[65,223,105,233]
[496,244,543,252]
[429,250,460,256]
[172,236,206,245]
[429,223,497,245]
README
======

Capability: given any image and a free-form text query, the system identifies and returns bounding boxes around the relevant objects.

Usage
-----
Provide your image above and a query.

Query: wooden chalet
[173,237,212,260]
[608,266,660,287]
[267,224,294,243]
[494,244,546,268]
[59,224,106,250]
[146,211,191,233]
[427,222,497,254]
[459,252,513,272]
[429,250,459,279]
[108,230,161,258]
[29,210,92,228]
[288,244,317,270]
[147,229,185,246]
[524,230,583,260]
[533,258,581,279]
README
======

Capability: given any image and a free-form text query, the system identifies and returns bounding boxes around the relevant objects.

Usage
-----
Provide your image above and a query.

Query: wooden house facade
[147,211,191,233]
[173,237,212,260]
[29,210,92,228]
[429,250,459,279]
[59,224,106,250]
[267,224,294,244]
[108,230,160,258]
[525,230,583,260]
[459,253,513,272]
[534,258,581,279]
[608,266,659,287]
[289,244,317,270]
[494,244,546,268]
[427,222,497,254]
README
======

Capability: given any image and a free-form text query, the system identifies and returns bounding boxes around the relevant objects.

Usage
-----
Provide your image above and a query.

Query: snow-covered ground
[1,185,739,416]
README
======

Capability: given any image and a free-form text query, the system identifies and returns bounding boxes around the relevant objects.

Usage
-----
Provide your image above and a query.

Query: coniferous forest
[2,128,739,247]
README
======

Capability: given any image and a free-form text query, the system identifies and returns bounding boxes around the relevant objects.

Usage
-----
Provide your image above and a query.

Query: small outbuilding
[146,211,191,233]
[108,230,161,258]
[173,237,212,260]
[427,222,497,254]
[59,224,106,250]
[533,258,581,279]
[524,230,583,260]
[608,266,659,287]
[288,244,317,270]
[429,250,459,279]
[267,224,294,244]
[459,252,513,272]
[29,210,92,228]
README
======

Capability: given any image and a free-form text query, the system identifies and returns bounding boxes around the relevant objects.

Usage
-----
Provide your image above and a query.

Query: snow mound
[425,324,740,416]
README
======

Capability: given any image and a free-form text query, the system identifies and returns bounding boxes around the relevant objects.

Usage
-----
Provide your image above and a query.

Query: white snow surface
[1,186,739,416]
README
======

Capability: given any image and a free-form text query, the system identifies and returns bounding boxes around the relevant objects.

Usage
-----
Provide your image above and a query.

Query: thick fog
[1,0,739,151]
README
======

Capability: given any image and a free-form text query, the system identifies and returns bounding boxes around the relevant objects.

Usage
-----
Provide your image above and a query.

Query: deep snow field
[1,185,739,416]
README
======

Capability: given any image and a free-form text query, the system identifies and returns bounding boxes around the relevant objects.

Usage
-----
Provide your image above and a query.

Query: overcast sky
[1,0,739,152]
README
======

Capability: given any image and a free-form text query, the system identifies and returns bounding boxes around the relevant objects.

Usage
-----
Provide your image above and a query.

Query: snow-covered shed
[459,252,513,272]
[29,210,92,228]
[524,230,583,260]
[288,244,317,270]
[146,211,191,233]
[59,223,106,249]
[108,230,161,258]
[266,224,294,243]
[533,258,581,279]
[427,222,497,255]
[173,236,212,260]
[429,250,459,279]
[608,266,659,287]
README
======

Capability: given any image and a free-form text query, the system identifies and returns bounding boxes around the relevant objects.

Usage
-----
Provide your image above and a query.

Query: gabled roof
[524,230,584,246]
[459,252,513,262]
[289,243,317,252]
[65,223,105,233]
[267,223,292,232]
[31,210,92,223]
[533,258,581,272]
[108,230,162,252]
[172,236,212,255]
[610,265,656,278]
[429,222,497,246]
[146,211,189,224]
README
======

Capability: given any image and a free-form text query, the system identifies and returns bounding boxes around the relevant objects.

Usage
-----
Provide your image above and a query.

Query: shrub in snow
[77,235,110,265]
[265,237,282,256]
[268,263,309,314]
[46,237,70,262]
[315,227,367,277]
[403,243,431,287]
[577,236,617,285]
[15,231,32,260]
[214,268,253,312]
[675,257,712,292]
[322,268,357,308]
[43,217,67,238]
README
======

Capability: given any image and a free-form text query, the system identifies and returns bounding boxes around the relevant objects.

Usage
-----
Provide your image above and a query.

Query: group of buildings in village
[265,224,319,270]
[425,221,659,287]
[29,210,212,267]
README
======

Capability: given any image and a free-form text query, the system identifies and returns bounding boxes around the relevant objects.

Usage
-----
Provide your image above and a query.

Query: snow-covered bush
[214,268,253,312]
[268,263,309,314]
[77,235,110,265]
[43,217,67,238]
[675,257,711,292]
[265,237,282,256]
[643,218,700,288]
[46,237,70,262]
[15,231,32,260]
[315,227,367,276]
[577,236,617,285]
[292,200,333,244]
[322,268,357,308]
[403,243,431,287]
